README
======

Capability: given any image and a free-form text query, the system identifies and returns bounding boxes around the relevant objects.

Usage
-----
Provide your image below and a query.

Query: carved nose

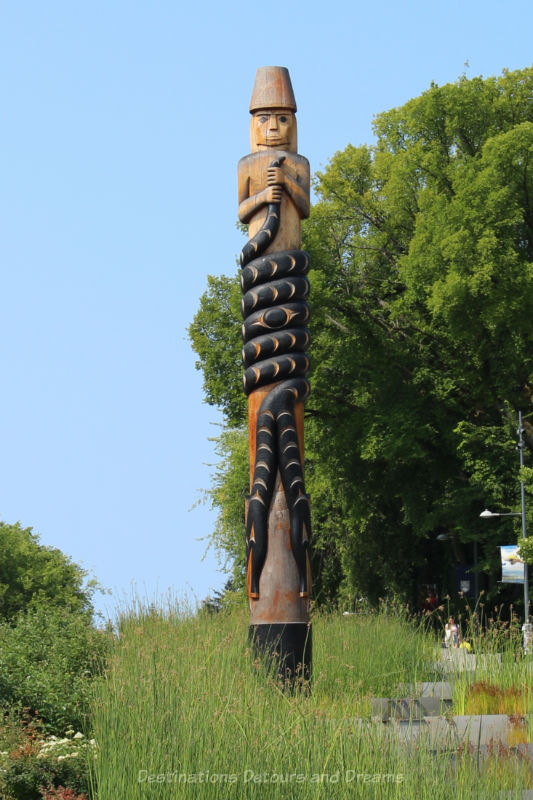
[268,115,279,130]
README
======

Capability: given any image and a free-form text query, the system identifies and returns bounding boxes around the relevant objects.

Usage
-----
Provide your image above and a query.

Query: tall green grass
[90,602,529,799]
[443,601,533,717]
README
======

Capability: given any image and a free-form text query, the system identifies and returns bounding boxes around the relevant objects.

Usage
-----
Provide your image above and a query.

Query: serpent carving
[241,156,311,600]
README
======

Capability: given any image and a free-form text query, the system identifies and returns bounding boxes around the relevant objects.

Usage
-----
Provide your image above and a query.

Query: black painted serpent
[240,157,311,600]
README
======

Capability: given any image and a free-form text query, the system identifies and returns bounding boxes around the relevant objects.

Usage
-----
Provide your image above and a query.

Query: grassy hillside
[90,602,530,799]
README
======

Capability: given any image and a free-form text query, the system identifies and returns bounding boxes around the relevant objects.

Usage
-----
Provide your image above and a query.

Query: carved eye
[279,116,287,123]
[260,116,268,123]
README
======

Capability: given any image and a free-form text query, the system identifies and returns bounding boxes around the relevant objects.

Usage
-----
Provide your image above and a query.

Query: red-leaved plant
[40,787,88,800]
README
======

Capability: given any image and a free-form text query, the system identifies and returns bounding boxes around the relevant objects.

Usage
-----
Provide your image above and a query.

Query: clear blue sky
[2,1,532,620]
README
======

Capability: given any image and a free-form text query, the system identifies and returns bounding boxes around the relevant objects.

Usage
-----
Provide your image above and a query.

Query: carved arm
[267,165,310,220]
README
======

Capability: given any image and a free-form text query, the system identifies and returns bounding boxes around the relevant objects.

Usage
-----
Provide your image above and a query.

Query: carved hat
[249,66,297,113]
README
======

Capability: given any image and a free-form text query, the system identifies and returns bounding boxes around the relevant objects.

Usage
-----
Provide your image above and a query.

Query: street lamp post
[473,539,478,603]
[518,411,530,632]
[479,410,531,654]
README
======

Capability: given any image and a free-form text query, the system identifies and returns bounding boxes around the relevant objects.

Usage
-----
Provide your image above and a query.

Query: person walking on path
[444,616,460,648]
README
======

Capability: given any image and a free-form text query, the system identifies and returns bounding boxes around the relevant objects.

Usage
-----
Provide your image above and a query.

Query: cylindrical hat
[249,66,297,113]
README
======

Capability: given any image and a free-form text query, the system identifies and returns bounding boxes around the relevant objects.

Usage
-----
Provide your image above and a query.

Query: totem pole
[238,67,312,683]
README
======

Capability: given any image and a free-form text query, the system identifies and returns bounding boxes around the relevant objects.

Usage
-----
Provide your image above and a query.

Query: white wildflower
[39,742,55,751]
[73,732,84,740]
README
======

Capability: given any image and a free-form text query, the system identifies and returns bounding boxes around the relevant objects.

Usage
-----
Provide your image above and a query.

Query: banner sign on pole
[500,545,525,584]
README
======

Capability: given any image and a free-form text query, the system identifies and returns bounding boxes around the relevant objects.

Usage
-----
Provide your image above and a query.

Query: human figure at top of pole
[238,68,310,250]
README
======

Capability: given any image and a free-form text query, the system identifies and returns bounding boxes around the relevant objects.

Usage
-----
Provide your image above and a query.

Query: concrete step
[435,649,502,673]
[397,680,453,699]
[380,714,529,749]
[370,696,453,721]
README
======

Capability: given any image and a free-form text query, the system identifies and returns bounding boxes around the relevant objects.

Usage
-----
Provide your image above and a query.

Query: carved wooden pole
[238,67,312,683]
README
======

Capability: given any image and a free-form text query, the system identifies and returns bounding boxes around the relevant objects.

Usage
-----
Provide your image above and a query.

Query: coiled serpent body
[241,157,311,600]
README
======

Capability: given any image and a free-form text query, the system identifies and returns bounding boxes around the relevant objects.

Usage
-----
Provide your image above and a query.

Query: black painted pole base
[249,622,312,690]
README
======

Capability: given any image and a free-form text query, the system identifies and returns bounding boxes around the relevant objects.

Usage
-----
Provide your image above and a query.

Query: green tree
[204,426,249,591]
[190,67,533,609]
[0,521,97,621]
[189,274,246,427]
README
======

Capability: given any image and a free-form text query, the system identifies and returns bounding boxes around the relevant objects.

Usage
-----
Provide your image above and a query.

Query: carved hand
[263,185,283,204]
[267,166,285,187]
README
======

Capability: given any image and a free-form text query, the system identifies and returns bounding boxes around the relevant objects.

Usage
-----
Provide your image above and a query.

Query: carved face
[251,110,296,151]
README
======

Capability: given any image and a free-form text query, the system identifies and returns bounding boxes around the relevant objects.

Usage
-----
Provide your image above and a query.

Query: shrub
[0,606,110,734]
[0,726,95,800]
[41,789,88,800]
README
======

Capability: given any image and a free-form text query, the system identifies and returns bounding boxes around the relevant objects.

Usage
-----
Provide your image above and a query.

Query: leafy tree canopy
[190,67,533,609]
[0,521,97,621]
